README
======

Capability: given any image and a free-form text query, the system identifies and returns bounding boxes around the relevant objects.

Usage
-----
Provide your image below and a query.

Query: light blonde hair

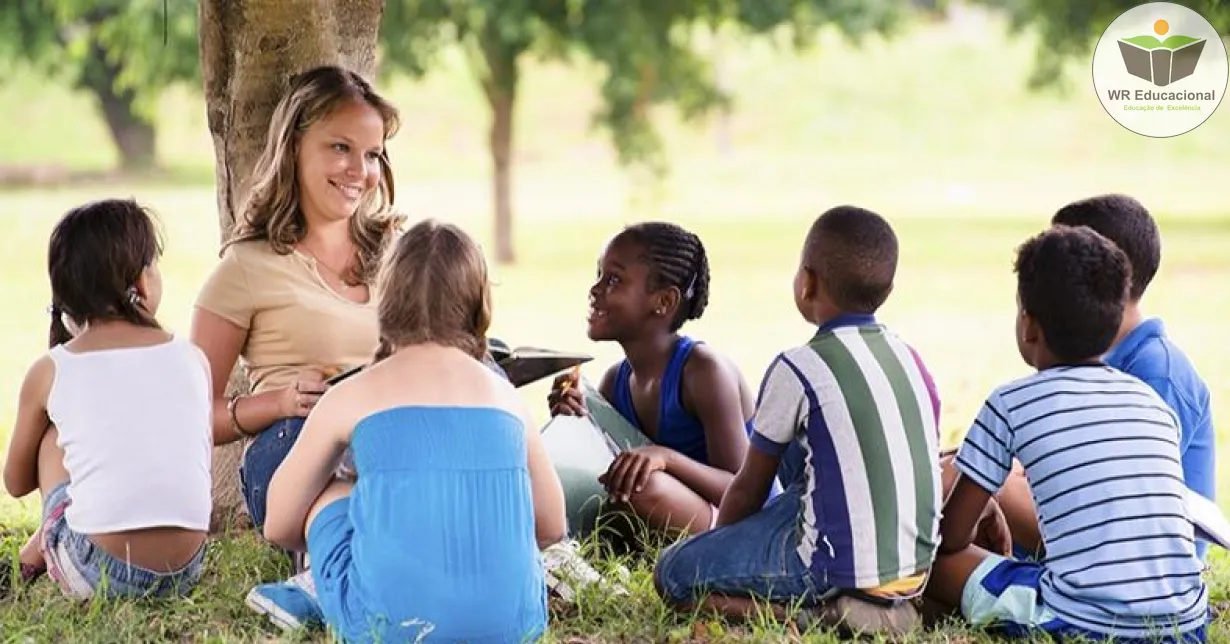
[226,65,404,285]
[377,219,492,359]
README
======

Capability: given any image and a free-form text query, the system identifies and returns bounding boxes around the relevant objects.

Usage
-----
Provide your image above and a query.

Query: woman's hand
[279,370,328,418]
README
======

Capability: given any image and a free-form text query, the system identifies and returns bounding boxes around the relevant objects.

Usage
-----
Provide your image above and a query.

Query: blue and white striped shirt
[956,364,1207,639]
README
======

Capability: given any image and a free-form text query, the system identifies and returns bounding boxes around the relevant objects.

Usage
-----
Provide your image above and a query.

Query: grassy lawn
[1,11,1229,642]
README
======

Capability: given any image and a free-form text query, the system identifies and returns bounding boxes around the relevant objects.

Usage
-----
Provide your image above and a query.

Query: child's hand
[599,446,670,503]
[546,367,586,417]
[280,369,328,418]
[975,499,1013,557]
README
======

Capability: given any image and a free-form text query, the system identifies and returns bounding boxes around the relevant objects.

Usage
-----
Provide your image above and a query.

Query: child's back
[762,316,941,589]
[258,219,566,643]
[930,225,1207,643]
[1052,194,1216,556]
[3,198,212,600]
[322,347,547,642]
[49,334,212,538]
[958,364,1205,633]
[655,206,939,636]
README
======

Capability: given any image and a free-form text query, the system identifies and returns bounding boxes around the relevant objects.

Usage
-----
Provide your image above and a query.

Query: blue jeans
[41,481,206,599]
[654,486,830,605]
[777,440,806,490]
[240,417,306,530]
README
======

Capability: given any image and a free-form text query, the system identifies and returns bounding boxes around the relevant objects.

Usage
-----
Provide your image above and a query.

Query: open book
[487,339,593,388]
[1185,489,1230,552]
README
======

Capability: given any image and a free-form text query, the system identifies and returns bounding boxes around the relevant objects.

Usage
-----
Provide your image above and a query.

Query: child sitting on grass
[3,198,212,599]
[990,194,1218,561]
[547,222,759,541]
[256,219,567,643]
[654,206,942,636]
[926,224,1208,643]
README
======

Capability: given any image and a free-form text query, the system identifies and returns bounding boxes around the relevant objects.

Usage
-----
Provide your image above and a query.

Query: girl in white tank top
[2,198,212,599]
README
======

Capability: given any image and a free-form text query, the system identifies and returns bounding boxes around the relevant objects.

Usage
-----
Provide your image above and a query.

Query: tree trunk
[79,45,158,172]
[488,90,515,265]
[479,37,521,265]
[198,0,384,533]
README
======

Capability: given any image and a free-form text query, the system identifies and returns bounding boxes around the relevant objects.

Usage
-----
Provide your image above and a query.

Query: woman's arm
[263,387,351,552]
[190,308,280,444]
[4,357,54,497]
[668,347,753,505]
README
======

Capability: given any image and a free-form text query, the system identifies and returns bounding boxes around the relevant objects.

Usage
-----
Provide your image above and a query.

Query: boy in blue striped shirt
[926,225,1207,643]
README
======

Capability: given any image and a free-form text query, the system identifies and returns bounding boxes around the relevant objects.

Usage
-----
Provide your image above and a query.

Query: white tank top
[47,335,212,533]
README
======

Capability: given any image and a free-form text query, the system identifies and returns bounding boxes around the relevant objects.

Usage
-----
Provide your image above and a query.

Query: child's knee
[652,543,690,607]
[628,470,673,510]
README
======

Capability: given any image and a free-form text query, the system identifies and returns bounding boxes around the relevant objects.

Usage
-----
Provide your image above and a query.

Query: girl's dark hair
[47,198,164,347]
[614,222,711,332]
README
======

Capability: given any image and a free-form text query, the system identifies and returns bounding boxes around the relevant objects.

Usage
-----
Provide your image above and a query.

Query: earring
[127,287,142,305]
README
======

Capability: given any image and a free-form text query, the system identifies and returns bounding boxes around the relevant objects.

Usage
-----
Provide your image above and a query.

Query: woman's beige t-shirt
[195,240,379,395]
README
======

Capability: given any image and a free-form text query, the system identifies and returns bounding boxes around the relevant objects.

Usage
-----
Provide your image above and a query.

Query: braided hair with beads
[613,222,711,332]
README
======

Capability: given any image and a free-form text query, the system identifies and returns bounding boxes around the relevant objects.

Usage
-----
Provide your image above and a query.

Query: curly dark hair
[1052,194,1160,301]
[803,205,898,314]
[614,222,710,332]
[1015,225,1131,362]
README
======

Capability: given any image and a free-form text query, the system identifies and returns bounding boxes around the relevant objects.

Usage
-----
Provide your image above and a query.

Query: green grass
[1,10,1230,642]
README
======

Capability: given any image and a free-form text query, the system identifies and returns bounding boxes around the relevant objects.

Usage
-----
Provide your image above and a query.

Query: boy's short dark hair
[1015,225,1131,363]
[804,206,898,313]
[1051,194,1159,301]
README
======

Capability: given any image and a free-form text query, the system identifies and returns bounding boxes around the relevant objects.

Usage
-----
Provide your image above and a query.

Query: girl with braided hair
[548,222,760,540]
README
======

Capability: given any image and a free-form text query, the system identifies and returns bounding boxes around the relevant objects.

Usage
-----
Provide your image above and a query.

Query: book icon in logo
[1118,19,1206,86]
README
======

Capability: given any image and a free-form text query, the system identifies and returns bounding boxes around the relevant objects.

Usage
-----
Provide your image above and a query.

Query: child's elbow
[536,512,567,549]
[3,470,34,499]
[263,518,296,551]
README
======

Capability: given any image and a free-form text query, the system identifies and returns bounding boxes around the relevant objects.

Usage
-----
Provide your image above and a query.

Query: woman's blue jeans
[239,417,306,530]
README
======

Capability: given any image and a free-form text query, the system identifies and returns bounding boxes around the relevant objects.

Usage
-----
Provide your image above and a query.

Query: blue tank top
[611,336,754,465]
[338,406,546,644]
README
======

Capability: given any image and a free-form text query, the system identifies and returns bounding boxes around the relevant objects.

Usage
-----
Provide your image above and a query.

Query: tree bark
[488,90,515,265]
[479,36,521,265]
[79,51,158,172]
[198,0,384,533]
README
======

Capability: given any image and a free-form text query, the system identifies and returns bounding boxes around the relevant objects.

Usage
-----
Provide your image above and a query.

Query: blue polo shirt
[1104,317,1216,558]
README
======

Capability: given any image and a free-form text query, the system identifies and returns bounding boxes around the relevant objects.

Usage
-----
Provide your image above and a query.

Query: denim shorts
[240,417,306,529]
[40,481,206,600]
[654,486,830,605]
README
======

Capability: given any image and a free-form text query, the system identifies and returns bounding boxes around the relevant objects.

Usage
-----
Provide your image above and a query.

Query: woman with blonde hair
[190,65,401,626]
[262,219,567,643]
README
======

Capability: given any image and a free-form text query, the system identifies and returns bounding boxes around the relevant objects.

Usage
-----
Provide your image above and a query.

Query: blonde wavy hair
[226,65,404,285]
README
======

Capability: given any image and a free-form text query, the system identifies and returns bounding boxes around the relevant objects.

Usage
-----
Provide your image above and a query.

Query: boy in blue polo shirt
[992,194,1216,560]
[1054,195,1215,515]
[927,225,1207,643]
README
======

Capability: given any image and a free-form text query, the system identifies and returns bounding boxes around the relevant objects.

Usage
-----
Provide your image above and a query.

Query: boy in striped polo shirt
[654,206,942,634]
[927,225,1207,643]
[992,194,1217,562]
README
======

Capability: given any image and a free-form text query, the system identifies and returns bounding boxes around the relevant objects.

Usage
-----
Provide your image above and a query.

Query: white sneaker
[541,540,627,602]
